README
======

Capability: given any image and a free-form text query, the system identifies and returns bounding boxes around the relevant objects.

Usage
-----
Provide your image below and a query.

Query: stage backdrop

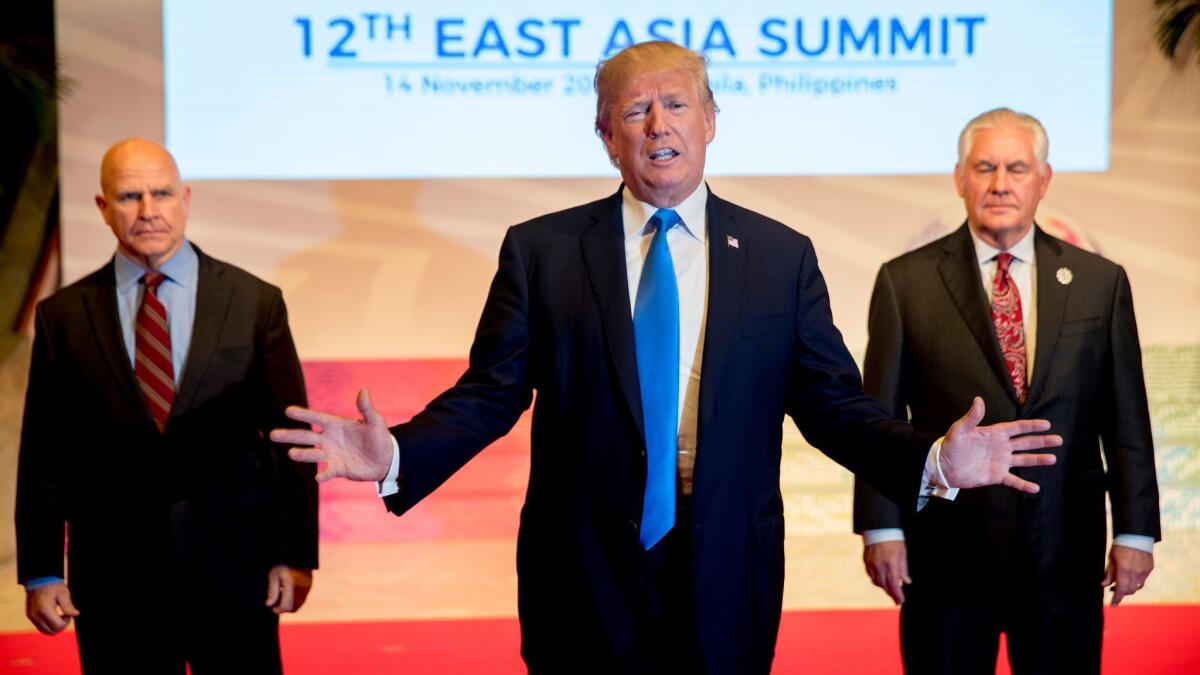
[0,0,1195,635]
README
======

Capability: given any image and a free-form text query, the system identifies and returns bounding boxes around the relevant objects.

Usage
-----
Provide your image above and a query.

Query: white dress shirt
[621,183,709,495]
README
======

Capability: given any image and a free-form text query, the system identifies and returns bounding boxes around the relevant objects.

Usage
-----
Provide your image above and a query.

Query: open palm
[939,397,1060,493]
[270,389,394,482]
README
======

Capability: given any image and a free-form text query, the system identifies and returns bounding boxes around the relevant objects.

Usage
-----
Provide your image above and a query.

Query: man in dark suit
[273,44,1059,674]
[853,108,1160,674]
[16,138,318,674]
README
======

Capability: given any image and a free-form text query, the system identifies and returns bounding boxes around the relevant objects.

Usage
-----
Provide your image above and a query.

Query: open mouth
[648,148,678,161]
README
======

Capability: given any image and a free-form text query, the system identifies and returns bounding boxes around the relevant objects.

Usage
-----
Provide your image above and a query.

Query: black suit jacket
[16,246,318,613]
[853,224,1160,608]
[383,188,936,674]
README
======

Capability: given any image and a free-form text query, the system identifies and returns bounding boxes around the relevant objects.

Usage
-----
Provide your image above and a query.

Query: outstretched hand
[270,389,394,482]
[939,397,1060,493]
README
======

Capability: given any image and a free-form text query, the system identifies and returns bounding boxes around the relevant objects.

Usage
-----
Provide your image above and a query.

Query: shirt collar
[114,239,198,291]
[969,223,1036,266]
[621,181,708,244]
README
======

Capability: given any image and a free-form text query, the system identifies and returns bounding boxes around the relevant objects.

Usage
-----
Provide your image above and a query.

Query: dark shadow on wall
[0,0,62,565]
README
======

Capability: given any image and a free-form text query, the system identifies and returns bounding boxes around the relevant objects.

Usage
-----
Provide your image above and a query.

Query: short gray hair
[957,107,1049,169]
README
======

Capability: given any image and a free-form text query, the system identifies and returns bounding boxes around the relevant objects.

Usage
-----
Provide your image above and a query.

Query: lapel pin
[727,235,739,249]
[1056,267,1073,285]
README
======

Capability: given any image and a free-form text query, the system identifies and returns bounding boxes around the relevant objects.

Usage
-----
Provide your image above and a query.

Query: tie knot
[995,252,1014,274]
[143,271,167,293]
[649,208,681,234]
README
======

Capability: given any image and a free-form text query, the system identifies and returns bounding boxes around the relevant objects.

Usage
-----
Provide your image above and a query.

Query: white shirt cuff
[1112,534,1155,554]
[920,437,959,502]
[863,528,905,545]
[376,435,401,497]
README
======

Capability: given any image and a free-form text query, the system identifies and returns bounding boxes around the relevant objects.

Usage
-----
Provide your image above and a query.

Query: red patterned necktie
[990,252,1028,403]
[135,272,175,432]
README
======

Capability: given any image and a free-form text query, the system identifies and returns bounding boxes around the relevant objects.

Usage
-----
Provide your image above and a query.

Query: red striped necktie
[990,252,1028,404]
[135,271,175,432]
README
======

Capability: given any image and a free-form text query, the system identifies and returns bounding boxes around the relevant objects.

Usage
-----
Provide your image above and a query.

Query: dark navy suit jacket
[385,187,934,674]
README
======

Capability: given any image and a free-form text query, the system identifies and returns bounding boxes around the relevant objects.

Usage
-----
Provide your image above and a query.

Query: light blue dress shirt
[113,240,199,377]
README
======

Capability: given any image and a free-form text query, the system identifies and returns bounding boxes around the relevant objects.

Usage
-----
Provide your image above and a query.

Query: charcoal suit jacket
[853,224,1160,609]
[17,246,318,614]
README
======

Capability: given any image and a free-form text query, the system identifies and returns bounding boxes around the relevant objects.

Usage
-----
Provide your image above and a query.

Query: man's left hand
[1103,545,1154,607]
[940,397,1061,493]
[266,565,313,614]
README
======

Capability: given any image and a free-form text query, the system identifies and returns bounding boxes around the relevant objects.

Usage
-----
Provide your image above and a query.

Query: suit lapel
[579,189,645,440]
[81,260,149,420]
[698,191,745,431]
[938,224,1018,404]
[172,248,234,416]
[1024,227,1067,407]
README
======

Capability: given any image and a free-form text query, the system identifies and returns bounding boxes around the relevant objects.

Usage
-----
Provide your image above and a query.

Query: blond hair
[593,41,716,138]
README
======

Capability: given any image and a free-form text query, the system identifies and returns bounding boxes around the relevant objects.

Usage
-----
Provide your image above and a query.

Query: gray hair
[957,107,1049,169]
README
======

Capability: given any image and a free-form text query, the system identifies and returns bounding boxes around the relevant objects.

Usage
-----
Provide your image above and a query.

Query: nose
[989,167,1010,195]
[645,103,669,138]
[138,194,159,219]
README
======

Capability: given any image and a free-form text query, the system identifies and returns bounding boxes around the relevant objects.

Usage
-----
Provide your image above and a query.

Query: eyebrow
[115,186,175,197]
[621,91,689,110]
[973,159,1032,169]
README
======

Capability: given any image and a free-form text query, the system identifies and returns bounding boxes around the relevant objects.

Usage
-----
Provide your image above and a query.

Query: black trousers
[899,583,1103,675]
[74,600,282,675]
[627,496,705,674]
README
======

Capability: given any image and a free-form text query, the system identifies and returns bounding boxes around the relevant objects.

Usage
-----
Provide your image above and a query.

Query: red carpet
[2,605,1198,673]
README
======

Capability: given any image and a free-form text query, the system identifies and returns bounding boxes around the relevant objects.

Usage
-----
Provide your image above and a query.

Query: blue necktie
[634,208,681,550]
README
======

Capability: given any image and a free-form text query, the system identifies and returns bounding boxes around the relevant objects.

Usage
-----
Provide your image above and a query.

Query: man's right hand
[271,389,394,483]
[26,582,79,635]
[863,540,911,605]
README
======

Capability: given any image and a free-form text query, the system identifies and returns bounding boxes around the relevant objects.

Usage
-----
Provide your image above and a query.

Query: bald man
[16,138,318,674]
